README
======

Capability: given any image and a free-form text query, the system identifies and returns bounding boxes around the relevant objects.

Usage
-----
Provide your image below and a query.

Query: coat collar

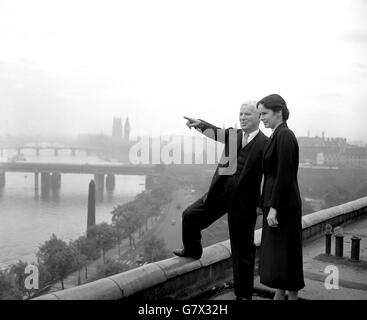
[271,122,287,137]
[263,122,287,158]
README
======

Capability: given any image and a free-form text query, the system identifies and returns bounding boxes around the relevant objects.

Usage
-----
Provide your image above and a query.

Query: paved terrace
[212,213,367,300]
[35,196,367,300]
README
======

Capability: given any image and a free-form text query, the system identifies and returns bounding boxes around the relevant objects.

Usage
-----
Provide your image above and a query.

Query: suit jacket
[197,119,268,214]
[260,122,302,223]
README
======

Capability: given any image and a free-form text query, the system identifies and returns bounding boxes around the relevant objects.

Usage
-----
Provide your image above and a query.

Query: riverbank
[44,186,194,294]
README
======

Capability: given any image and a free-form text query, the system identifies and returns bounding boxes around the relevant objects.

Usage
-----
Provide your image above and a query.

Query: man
[173,101,268,300]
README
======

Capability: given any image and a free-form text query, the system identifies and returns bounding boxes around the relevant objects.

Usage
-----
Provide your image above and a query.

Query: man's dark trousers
[182,176,257,299]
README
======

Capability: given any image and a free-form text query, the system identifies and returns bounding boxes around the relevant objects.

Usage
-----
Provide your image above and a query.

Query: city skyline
[1,115,364,145]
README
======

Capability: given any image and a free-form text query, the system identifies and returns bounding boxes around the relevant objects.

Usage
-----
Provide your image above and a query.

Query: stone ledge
[33,293,59,300]
[154,256,202,279]
[45,278,122,300]
[302,196,367,232]
[200,243,231,267]
[109,263,167,298]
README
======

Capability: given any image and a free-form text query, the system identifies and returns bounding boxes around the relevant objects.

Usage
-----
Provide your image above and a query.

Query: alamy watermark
[128,127,239,175]
[324,265,339,290]
[24,264,39,290]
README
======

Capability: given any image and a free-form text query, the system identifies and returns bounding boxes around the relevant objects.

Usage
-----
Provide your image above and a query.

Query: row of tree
[0,178,175,300]
[110,180,173,247]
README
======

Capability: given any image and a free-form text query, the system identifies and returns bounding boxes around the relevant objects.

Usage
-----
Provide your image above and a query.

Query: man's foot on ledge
[173,248,202,259]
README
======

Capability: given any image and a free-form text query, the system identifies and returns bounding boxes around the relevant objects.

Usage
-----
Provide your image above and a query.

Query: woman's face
[258,103,282,129]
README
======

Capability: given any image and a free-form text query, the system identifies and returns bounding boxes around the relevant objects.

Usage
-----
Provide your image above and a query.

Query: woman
[257,94,305,300]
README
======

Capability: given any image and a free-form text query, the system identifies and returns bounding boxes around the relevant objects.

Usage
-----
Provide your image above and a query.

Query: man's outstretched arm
[184,116,228,143]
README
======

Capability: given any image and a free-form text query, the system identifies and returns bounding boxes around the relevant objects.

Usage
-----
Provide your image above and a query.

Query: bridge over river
[0,160,339,195]
[0,162,160,193]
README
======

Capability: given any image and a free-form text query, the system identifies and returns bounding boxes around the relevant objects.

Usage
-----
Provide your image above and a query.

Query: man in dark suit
[173,101,268,300]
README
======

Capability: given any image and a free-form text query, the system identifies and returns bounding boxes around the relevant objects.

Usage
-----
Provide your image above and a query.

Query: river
[0,149,145,268]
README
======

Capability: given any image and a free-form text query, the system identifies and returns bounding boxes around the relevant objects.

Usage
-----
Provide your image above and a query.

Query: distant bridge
[0,162,157,175]
[0,145,93,157]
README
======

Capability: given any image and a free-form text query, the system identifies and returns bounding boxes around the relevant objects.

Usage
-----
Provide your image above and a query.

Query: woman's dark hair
[256,94,290,121]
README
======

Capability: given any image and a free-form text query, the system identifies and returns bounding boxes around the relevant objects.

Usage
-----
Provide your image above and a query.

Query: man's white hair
[241,100,259,114]
[241,100,257,108]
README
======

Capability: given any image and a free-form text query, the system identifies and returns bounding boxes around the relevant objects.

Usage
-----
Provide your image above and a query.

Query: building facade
[298,134,367,168]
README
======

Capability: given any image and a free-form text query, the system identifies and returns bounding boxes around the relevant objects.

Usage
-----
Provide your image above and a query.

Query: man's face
[239,104,260,132]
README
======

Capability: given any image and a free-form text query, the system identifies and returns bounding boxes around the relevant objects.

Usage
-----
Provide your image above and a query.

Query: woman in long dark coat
[257,94,305,300]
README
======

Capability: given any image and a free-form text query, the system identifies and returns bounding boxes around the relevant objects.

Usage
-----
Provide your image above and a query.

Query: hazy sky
[0,0,366,142]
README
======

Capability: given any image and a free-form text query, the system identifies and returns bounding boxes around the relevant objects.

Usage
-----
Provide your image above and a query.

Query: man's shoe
[173,248,202,259]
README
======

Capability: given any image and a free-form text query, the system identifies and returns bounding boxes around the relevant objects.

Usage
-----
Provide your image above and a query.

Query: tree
[9,260,27,294]
[0,268,23,300]
[69,241,88,285]
[92,258,130,280]
[9,260,36,298]
[72,235,100,280]
[150,184,172,207]
[111,203,142,248]
[134,192,150,231]
[31,262,53,291]
[112,218,125,256]
[143,235,169,263]
[87,223,116,264]
[134,191,159,232]
[36,234,76,290]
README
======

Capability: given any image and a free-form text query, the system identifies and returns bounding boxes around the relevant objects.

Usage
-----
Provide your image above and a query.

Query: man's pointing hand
[184,116,202,129]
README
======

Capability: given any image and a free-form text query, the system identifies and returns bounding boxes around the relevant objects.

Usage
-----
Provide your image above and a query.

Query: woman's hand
[267,207,279,227]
